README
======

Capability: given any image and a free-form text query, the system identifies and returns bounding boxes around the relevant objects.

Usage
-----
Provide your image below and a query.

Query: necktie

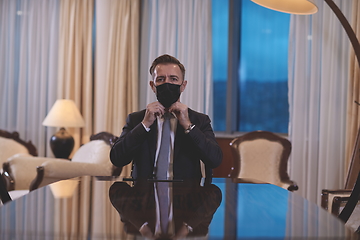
[157,181,170,235]
[156,112,171,180]
[155,113,171,235]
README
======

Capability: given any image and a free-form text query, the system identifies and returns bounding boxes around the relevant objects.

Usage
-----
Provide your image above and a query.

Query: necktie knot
[163,112,172,120]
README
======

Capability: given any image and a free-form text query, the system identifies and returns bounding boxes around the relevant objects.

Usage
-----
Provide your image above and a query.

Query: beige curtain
[55,0,140,237]
[1,0,139,237]
[288,0,351,204]
[0,0,59,157]
[57,0,94,154]
[104,0,139,134]
[140,0,212,116]
[91,1,141,235]
[94,0,140,176]
[345,1,360,188]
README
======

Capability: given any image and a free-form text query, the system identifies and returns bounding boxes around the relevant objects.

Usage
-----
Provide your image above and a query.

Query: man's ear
[149,81,156,94]
[180,80,187,93]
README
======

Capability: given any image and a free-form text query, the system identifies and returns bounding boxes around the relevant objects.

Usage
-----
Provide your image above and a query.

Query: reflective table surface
[0,176,357,240]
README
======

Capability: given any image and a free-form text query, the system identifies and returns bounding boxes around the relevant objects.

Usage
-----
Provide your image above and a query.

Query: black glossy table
[0,176,357,239]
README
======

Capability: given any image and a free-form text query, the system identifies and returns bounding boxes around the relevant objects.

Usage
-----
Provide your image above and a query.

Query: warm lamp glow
[43,99,85,127]
[251,0,318,15]
[49,179,79,198]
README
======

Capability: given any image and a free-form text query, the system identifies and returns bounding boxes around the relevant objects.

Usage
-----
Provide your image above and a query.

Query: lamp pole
[316,0,360,224]
[251,0,360,220]
[324,0,360,68]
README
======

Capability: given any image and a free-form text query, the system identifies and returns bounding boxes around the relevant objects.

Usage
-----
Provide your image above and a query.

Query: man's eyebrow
[156,75,179,79]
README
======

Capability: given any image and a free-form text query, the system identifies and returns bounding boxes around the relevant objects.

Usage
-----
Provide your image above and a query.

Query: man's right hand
[142,101,165,128]
[139,223,155,239]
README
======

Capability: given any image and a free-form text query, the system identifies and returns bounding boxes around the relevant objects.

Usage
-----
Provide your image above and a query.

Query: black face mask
[156,83,181,108]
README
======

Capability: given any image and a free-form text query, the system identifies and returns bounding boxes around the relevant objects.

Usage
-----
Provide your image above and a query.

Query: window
[212,0,290,134]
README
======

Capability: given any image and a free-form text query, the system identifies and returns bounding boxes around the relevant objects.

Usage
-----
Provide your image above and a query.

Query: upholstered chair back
[72,140,112,165]
[230,131,298,191]
[0,138,31,166]
[0,130,37,170]
[237,139,284,187]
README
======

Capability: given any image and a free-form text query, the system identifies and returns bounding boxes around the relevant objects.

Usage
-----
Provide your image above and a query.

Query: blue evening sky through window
[212,0,290,133]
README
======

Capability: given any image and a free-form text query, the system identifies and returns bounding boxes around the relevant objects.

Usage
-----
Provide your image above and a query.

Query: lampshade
[251,0,318,15]
[43,99,85,127]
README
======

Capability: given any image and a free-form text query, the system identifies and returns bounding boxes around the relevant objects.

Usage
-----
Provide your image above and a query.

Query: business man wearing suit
[110,54,222,180]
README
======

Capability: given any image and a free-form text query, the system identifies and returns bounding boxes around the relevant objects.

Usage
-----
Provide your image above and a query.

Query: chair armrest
[2,155,67,191]
[30,160,113,190]
[280,180,299,191]
[321,189,352,212]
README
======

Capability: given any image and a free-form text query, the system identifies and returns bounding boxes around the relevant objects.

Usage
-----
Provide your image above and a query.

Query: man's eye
[156,78,164,82]
[171,78,178,82]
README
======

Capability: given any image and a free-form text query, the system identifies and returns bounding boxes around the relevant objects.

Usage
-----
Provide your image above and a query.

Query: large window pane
[239,0,289,133]
[212,0,229,132]
[212,0,289,134]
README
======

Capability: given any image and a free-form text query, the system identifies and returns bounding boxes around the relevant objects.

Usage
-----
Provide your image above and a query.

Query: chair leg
[339,171,360,223]
[0,174,12,204]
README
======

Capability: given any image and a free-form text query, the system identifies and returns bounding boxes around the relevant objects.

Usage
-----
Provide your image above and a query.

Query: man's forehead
[154,63,182,77]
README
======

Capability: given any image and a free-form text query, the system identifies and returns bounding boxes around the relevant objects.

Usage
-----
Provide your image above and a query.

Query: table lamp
[43,99,85,159]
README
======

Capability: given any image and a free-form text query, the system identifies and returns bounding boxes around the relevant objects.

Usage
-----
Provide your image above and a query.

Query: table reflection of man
[109,179,222,240]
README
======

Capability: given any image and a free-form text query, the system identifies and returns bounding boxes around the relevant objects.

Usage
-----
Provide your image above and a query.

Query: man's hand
[139,224,155,239]
[169,102,191,129]
[142,101,165,128]
[173,223,190,239]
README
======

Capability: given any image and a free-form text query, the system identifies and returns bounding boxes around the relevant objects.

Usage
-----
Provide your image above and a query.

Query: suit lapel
[174,109,193,159]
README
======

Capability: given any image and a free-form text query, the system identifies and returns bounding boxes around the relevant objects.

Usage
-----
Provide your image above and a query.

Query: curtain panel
[288,0,352,204]
[57,0,94,155]
[56,0,140,237]
[139,0,213,117]
[344,0,360,188]
[0,0,60,157]
[94,0,140,135]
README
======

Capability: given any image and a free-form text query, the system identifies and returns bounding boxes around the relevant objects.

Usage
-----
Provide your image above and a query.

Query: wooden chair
[321,126,360,233]
[229,130,298,191]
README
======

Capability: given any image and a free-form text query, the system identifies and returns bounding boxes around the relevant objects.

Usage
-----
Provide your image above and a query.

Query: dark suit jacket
[110,108,222,179]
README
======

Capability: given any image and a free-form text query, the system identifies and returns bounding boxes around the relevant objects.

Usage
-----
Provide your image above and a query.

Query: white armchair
[1,132,121,202]
[0,129,38,170]
[0,129,38,203]
[30,138,121,190]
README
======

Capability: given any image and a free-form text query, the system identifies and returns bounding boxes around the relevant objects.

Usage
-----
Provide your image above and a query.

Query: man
[110,54,222,180]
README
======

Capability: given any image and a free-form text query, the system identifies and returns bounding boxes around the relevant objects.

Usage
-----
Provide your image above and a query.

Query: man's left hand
[168,102,191,129]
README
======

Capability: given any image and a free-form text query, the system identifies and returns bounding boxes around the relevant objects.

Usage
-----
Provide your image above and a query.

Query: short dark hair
[149,54,186,79]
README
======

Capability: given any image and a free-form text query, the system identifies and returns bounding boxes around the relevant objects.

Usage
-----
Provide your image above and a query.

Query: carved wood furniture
[213,137,236,177]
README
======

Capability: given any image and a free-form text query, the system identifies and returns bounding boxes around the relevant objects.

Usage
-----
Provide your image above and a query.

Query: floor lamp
[251,0,360,223]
